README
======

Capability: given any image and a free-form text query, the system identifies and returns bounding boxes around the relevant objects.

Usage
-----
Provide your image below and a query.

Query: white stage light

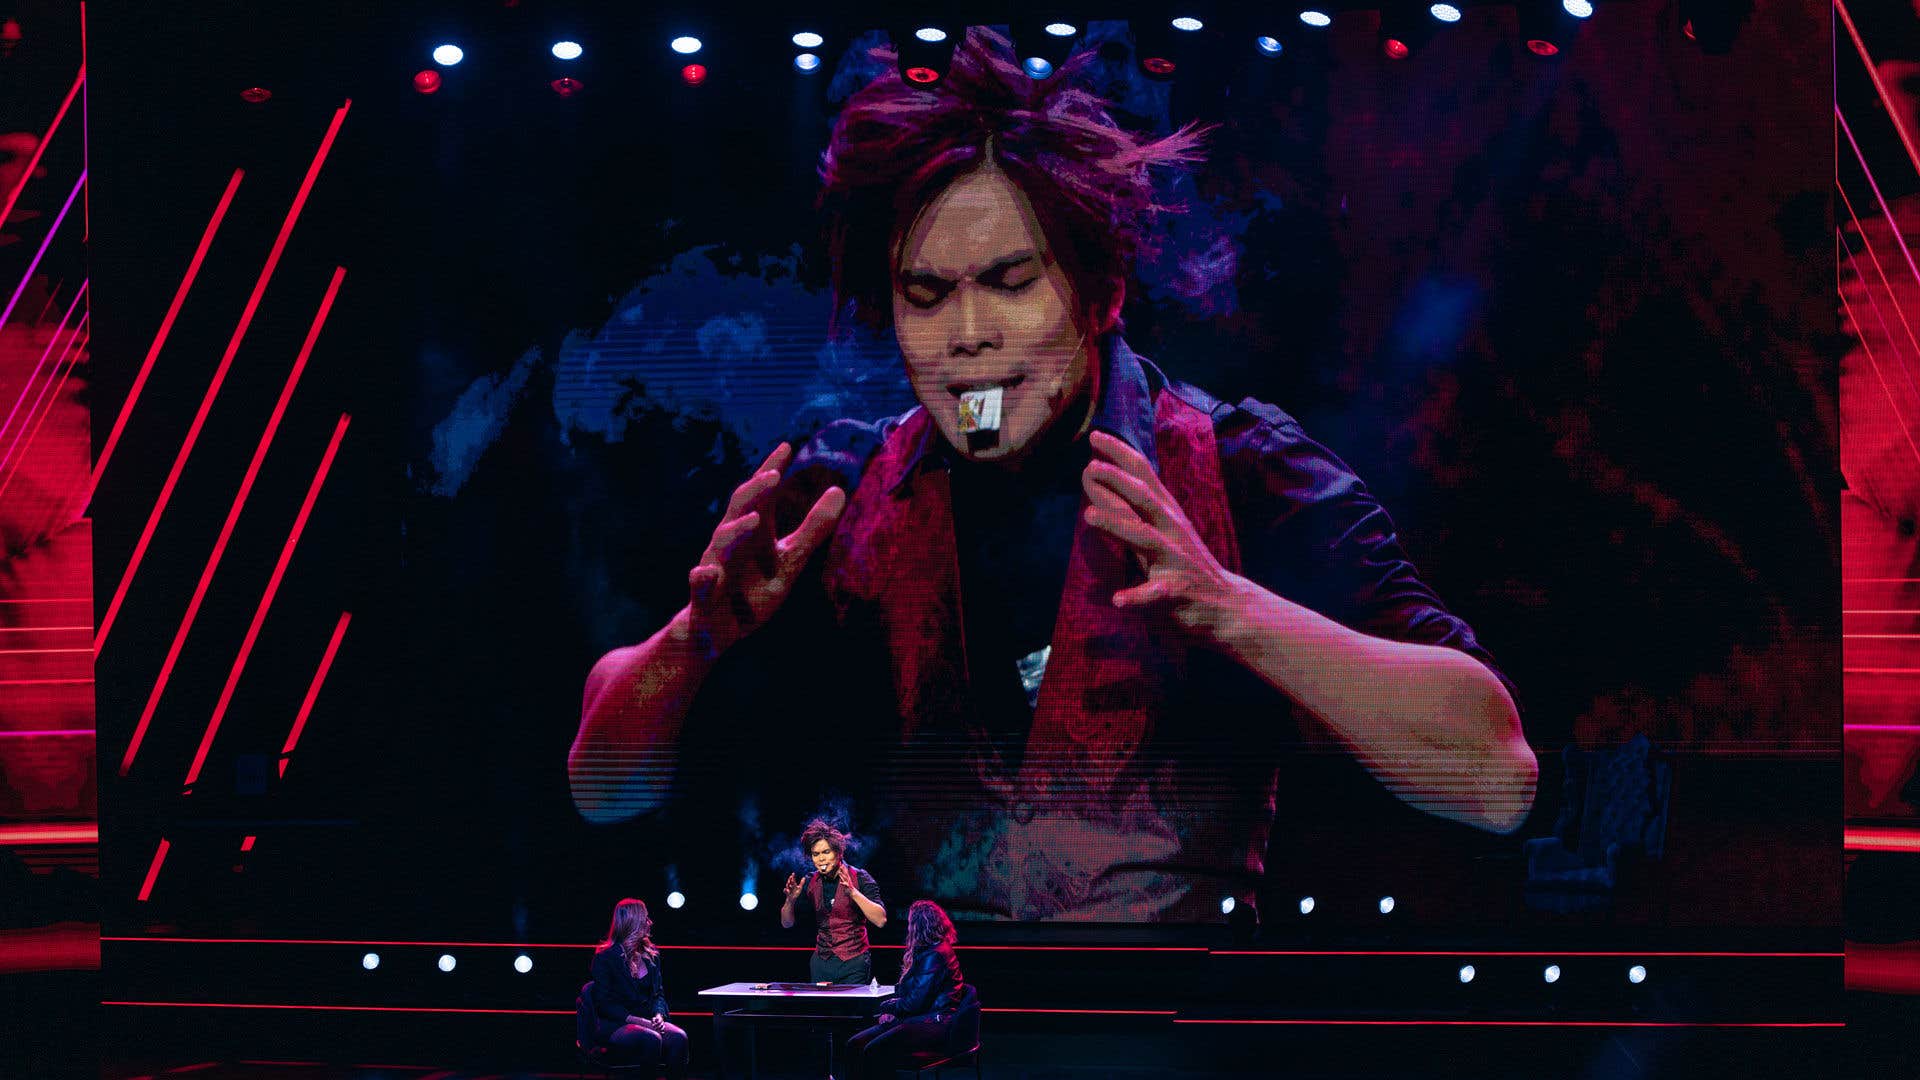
[1172,17,1205,32]
[1629,964,1647,984]
[1543,964,1561,984]
[792,32,824,49]
[515,954,533,974]
[667,890,686,909]
[1298,896,1316,915]
[1300,10,1333,28]
[1221,896,1236,915]
[1378,896,1396,915]
[739,892,759,911]
[438,954,457,973]
[915,27,948,43]
[431,44,464,67]
[671,36,703,55]
[1458,964,1475,983]
[362,952,380,970]
[551,41,583,61]
[1563,0,1595,17]
[1430,4,1463,22]
[1045,22,1078,37]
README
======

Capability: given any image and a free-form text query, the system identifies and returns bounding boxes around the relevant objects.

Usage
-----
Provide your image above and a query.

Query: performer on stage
[572,30,1536,921]
[586,898,690,1078]
[780,818,888,984]
[845,901,967,1080]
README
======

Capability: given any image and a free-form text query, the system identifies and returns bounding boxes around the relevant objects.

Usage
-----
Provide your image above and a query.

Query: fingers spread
[776,486,847,576]
[1084,505,1166,559]
[723,468,783,521]
[1112,577,1172,609]
[1085,460,1176,531]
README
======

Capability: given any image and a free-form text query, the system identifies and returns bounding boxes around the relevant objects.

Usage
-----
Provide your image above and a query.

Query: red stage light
[1682,20,1696,41]
[550,76,584,97]
[1383,39,1411,59]
[412,70,442,95]
[1525,39,1560,57]
[905,65,940,84]
[1141,56,1176,76]
[240,87,272,104]
[0,19,22,56]
[681,63,707,86]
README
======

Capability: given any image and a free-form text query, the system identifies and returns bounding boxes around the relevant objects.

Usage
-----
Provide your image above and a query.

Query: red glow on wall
[412,70,441,95]
[1141,57,1176,76]
[240,87,271,104]
[1682,20,1696,41]
[550,76,585,97]
[1526,39,1560,57]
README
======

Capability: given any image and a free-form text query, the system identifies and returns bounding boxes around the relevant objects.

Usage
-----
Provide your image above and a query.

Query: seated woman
[846,900,967,1080]
[587,897,689,1078]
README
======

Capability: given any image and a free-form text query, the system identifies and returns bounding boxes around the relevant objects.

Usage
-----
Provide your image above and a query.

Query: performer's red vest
[806,866,871,960]
[820,389,1245,919]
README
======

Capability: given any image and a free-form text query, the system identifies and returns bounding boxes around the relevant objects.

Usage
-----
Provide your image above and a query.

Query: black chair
[896,983,981,1080]
[575,980,651,1078]
[1523,734,1673,914]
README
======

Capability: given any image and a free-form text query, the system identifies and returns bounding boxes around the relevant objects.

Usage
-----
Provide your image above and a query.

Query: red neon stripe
[0,823,98,845]
[89,169,244,496]
[1836,244,1920,471]
[240,835,255,852]
[0,169,84,337]
[0,597,88,604]
[1171,1019,1845,1028]
[1846,826,1920,853]
[1847,724,1920,733]
[0,625,91,632]
[983,1007,1177,1016]
[136,839,170,902]
[183,414,351,786]
[102,1002,572,1016]
[0,281,86,458]
[0,677,92,686]
[1837,0,1920,181]
[0,67,83,240]
[30,280,64,328]
[279,609,352,776]
[0,647,92,655]
[1213,950,1841,958]
[0,322,88,502]
[119,269,346,777]
[96,101,351,655]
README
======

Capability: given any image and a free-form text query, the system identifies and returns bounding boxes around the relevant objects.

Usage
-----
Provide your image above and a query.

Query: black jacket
[882,942,963,1019]
[590,945,670,1023]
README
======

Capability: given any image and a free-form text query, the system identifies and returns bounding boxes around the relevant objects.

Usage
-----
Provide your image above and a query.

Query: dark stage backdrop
[91,2,1838,943]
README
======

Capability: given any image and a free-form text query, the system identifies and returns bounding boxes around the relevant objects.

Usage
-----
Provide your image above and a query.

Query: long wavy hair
[898,899,957,981]
[596,897,660,977]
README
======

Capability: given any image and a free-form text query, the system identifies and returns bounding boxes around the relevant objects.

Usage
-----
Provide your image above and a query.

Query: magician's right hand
[681,442,845,662]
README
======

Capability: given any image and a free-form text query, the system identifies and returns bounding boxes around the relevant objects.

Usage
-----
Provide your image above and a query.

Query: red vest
[821,389,1248,920]
[806,866,871,960]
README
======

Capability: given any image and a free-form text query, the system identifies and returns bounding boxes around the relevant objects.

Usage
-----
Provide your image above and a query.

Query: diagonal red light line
[88,169,244,498]
[279,610,351,777]
[31,280,65,328]
[1838,238,1920,468]
[1836,0,1920,182]
[96,102,350,654]
[0,169,85,340]
[118,269,346,777]
[0,319,88,502]
[0,67,83,241]
[183,414,351,788]
[1839,107,1920,296]
[136,838,170,902]
[1838,185,1920,387]
[0,281,86,458]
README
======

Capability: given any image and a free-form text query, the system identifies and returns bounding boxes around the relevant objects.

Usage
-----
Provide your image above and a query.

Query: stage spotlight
[1130,18,1183,79]
[515,954,533,974]
[671,36,703,55]
[362,952,380,971]
[1299,9,1333,28]
[240,87,272,104]
[1563,0,1594,16]
[1298,896,1316,915]
[550,77,585,97]
[792,31,824,49]
[551,40,583,60]
[1013,16,1080,78]
[679,64,706,86]
[1380,3,1436,60]
[667,890,686,909]
[1430,3,1463,21]
[1458,964,1476,983]
[1221,896,1237,915]
[739,892,759,911]
[412,70,442,94]
[794,53,822,73]
[1628,964,1648,984]
[895,24,958,86]
[1518,1,1584,57]
[1378,896,1396,914]
[1678,0,1750,54]
[1255,35,1284,56]
[1171,16,1205,32]
[1543,964,1561,983]
[438,954,457,973]
[431,43,464,67]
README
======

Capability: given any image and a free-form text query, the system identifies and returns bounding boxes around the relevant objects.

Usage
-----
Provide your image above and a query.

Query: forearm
[569,607,716,822]
[780,900,797,929]
[847,889,886,927]
[1212,576,1537,833]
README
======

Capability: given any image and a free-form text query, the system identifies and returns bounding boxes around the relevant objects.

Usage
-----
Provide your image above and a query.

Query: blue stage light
[1023,56,1054,78]
[1256,36,1284,55]
[795,53,821,72]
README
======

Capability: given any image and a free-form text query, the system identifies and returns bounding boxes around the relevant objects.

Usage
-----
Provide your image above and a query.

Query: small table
[699,981,895,1080]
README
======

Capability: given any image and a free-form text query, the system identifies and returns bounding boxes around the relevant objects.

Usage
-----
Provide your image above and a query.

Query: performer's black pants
[810,949,871,984]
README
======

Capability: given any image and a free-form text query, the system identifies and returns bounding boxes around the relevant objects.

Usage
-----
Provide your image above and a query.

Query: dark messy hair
[818,27,1208,336]
[799,817,849,858]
